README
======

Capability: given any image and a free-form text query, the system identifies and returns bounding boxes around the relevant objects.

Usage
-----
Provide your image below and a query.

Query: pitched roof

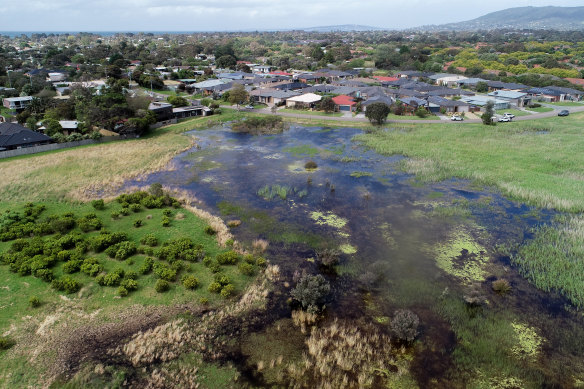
[0,122,52,150]
[373,76,399,82]
[488,90,527,99]
[332,95,355,106]
[286,93,322,104]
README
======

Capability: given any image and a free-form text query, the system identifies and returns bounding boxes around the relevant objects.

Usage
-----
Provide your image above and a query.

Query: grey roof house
[0,122,53,151]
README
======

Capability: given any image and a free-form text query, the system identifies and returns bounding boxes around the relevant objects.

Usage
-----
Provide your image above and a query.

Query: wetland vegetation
[1,110,583,388]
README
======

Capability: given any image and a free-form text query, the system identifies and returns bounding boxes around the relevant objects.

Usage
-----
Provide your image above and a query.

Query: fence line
[0,136,121,159]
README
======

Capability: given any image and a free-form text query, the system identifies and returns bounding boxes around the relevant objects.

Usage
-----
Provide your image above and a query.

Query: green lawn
[0,106,14,119]
[495,109,531,117]
[546,101,584,106]
[386,113,440,120]
[528,107,554,113]
[279,108,343,117]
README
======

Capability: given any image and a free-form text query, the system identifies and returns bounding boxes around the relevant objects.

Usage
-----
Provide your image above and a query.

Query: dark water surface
[125,125,584,387]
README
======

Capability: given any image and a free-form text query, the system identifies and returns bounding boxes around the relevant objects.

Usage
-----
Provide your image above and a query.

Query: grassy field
[279,108,343,117]
[0,194,264,387]
[356,112,584,212]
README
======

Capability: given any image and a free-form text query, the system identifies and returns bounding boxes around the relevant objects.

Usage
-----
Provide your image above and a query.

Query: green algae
[339,244,357,254]
[310,211,348,229]
[434,229,489,283]
[511,322,544,360]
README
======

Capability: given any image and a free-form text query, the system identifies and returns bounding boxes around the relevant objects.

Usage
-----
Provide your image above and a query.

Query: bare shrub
[390,309,419,343]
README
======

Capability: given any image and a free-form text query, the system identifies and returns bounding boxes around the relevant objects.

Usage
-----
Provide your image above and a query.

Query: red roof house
[332,95,356,112]
[373,76,399,82]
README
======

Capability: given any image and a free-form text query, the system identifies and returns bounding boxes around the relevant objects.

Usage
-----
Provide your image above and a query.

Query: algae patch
[511,322,544,360]
[339,244,357,254]
[434,229,489,283]
[310,211,348,229]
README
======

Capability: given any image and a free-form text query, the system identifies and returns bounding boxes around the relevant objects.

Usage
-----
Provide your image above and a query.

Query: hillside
[418,6,584,31]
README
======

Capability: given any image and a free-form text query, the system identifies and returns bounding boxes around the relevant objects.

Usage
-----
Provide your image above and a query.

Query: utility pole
[7,70,12,88]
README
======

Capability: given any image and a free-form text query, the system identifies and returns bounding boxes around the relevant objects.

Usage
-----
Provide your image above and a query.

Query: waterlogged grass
[350,171,373,178]
[283,144,321,157]
[257,184,293,200]
[433,229,489,283]
[356,112,584,212]
[512,214,584,308]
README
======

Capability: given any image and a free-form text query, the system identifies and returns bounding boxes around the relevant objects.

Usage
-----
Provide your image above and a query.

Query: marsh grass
[512,214,584,308]
[257,184,293,200]
[356,112,584,212]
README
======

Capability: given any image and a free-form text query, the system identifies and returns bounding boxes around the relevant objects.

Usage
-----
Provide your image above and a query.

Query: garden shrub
[156,238,204,262]
[80,258,103,277]
[129,204,142,213]
[96,268,125,287]
[155,279,170,293]
[52,276,82,294]
[204,226,216,235]
[89,231,128,252]
[161,216,171,227]
[91,199,105,210]
[208,282,222,293]
[48,213,76,233]
[182,275,199,290]
[216,251,240,265]
[162,209,172,217]
[34,269,54,282]
[133,219,143,228]
[243,254,255,264]
[120,208,130,216]
[153,263,177,281]
[110,211,120,219]
[220,284,235,297]
[124,270,138,280]
[255,257,267,267]
[149,183,164,197]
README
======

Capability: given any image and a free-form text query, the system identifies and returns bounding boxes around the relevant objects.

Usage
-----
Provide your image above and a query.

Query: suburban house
[400,97,428,113]
[0,122,53,151]
[427,88,474,98]
[427,96,471,113]
[285,93,322,109]
[488,90,530,107]
[456,78,488,89]
[191,79,230,95]
[252,65,273,74]
[295,73,321,83]
[47,72,66,82]
[361,95,394,112]
[525,86,584,102]
[332,95,356,112]
[148,101,174,122]
[250,89,300,106]
[429,74,468,87]
[172,105,212,119]
[2,96,33,112]
[486,81,527,91]
[460,95,510,110]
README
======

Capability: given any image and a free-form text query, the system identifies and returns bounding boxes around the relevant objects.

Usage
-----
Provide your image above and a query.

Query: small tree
[291,274,331,312]
[320,97,336,113]
[481,101,496,125]
[365,102,391,125]
[42,119,63,136]
[167,95,188,107]
[415,107,428,118]
[228,84,249,109]
[476,81,488,93]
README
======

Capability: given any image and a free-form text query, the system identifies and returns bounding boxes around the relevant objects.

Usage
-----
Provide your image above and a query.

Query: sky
[3,0,584,32]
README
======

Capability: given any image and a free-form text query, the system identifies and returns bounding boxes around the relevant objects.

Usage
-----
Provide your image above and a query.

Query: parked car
[503,113,515,119]
[558,110,570,117]
[245,105,254,109]
[451,115,464,121]
[491,116,499,122]
[498,116,512,122]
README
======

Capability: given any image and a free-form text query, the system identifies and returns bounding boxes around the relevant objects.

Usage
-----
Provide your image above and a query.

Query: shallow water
[125,125,584,387]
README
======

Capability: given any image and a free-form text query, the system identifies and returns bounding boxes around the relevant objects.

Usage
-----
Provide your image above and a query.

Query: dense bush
[0,336,16,350]
[156,238,204,262]
[105,241,137,260]
[48,213,76,234]
[390,309,420,343]
[29,296,41,308]
[220,284,235,297]
[133,219,143,228]
[162,216,171,227]
[155,279,170,293]
[52,276,82,294]
[80,258,103,277]
[96,268,125,287]
[91,199,105,210]
[130,204,142,213]
[238,262,255,276]
[118,286,129,297]
[291,274,331,311]
[63,259,83,274]
[89,231,128,252]
[139,258,154,274]
[121,278,138,291]
[78,213,103,232]
[182,275,199,290]
[153,262,177,281]
[140,234,158,247]
[216,250,240,265]
[204,226,216,235]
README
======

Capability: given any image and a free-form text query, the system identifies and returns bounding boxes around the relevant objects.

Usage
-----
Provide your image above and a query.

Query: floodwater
[125,125,584,388]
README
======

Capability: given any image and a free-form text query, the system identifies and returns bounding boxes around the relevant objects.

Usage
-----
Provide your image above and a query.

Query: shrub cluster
[216,250,240,265]
[208,274,235,297]
[78,213,103,232]
[51,275,82,294]
[156,238,205,263]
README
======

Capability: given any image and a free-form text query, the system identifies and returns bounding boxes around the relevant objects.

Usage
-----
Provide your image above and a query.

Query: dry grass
[252,239,269,253]
[286,319,396,388]
[291,310,319,334]
[0,129,193,202]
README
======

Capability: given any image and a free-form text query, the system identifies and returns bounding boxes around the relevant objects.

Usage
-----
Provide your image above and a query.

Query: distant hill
[301,24,385,32]
[417,6,584,31]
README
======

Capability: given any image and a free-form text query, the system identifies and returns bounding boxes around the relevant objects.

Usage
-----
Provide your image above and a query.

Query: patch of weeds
[310,211,348,229]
